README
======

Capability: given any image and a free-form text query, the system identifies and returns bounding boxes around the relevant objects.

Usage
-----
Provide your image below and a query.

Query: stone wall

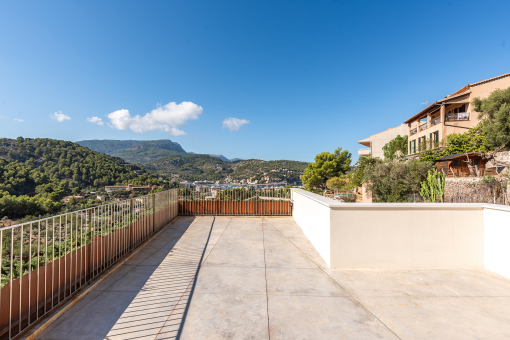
[445,177,509,204]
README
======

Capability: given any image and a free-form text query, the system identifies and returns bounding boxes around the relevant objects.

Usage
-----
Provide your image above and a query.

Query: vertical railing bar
[9,227,14,339]
[28,222,32,326]
[80,212,83,289]
[36,220,40,320]
[44,219,48,315]
[19,224,23,334]
[64,214,67,300]
[74,212,77,293]
[0,229,3,333]
[58,216,61,305]
[100,205,104,273]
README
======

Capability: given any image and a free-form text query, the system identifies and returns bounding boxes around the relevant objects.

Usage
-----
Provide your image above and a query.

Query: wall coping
[291,188,510,212]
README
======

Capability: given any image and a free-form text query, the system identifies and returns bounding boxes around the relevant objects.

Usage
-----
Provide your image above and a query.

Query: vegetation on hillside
[364,158,433,202]
[473,86,510,150]
[77,139,187,163]
[146,154,307,183]
[0,137,165,220]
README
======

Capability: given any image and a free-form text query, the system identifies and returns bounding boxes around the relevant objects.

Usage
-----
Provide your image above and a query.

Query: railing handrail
[0,189,176,232]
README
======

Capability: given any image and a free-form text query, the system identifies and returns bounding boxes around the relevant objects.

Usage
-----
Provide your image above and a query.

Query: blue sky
[0,0,509,162]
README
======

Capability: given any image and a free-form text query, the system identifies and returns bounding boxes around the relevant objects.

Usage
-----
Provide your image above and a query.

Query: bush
[364,159,433,202]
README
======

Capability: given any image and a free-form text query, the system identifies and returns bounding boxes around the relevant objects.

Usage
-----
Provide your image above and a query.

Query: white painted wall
[483,206,510,280]
[291,189,332,267]
[291,189,510,280]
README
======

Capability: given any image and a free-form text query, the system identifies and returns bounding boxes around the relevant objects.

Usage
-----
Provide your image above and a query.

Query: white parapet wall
[291,188,510,279]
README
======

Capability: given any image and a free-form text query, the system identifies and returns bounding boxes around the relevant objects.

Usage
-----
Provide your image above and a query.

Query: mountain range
[76,139,237,163]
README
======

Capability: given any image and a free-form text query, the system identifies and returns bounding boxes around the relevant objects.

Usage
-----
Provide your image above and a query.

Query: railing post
[152,194,156,234]
[87,209,92,283]
[130,199,134,249]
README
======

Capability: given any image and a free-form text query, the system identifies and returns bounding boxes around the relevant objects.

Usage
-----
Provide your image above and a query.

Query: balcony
[358,148,371,157]
[410,127,417,135]
[431,116,441,126]
[445,112,470,122]
[419,122,427,132]
[4,189,510,339]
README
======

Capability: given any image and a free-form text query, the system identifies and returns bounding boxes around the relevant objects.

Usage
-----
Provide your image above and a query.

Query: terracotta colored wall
[179,201,291,215]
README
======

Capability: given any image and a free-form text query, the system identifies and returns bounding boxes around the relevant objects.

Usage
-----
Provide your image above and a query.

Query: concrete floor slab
[266,267,349,297]
[203,245,265,268]
[268,295,399,340]
[34,216,510,340]
[177,293,269,340]
[193,266,267,295]
[362,296,510,339]
[265,250,318,269]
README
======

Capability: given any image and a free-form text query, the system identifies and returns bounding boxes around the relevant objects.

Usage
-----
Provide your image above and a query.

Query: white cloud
[107,101,202,136]
[14,118,24,122]
[51,111,71,122]
[222,117,250,131]
[86,116,104,125]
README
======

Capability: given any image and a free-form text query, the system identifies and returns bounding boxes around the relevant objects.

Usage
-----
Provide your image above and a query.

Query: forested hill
[0,137,165,219]
[77,139,187,163]
[146,154,308,183]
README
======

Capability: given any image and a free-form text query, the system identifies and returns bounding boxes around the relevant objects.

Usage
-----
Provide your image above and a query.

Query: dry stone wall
[445,177,509,204]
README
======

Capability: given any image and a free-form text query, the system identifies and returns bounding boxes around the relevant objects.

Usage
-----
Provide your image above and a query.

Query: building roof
[404,71,510,124]
[404,90,471,124]
[469,72,510,87]
[434,152,483,162]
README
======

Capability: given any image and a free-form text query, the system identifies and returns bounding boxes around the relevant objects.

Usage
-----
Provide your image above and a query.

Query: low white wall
[291,189,510,280]
[291,189,332,267]
[484,206,510,279]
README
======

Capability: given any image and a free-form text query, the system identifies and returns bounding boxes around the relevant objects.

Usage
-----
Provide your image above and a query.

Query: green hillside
[0,137,164,219]
[77,139,187,163]
[146,154,307,183]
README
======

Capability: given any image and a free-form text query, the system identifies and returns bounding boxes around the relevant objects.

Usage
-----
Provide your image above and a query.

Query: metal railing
[179,186,292,216]
[431,116,441,126]
[0,188,179,339]
[410,127,417,135]
[445,112,469,122]
[419,122,427,131]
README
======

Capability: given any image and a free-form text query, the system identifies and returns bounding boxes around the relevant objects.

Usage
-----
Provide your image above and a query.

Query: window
[452,160,461,166]
[474,159,480,166]
[429,133,433,148]
[435,131,439,143]
[412,140,416,153]
[409,141,412,154]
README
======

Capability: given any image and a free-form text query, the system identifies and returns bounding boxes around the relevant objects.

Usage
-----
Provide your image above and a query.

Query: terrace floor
[32,216,510,340]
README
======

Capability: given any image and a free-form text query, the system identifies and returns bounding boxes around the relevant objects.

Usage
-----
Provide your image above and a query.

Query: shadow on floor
[35,216,215,340]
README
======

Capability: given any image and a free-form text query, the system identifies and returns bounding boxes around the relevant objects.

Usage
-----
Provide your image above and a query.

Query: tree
[351,156,378,188]
[326,176,351,192]
[364,159,433,202]
[67,196,77,206]
[383,135,408,159]
[301,148,351,192]
[473,86,510,150]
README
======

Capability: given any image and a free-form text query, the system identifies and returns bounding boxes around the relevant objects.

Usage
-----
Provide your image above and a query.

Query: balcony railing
[179,186,292,215]
[0,189,179,339]
[445,112,469,122]
[431,116,441,126]
[410,127,417,135]
[419,122,427,132]
[0,185,294,339]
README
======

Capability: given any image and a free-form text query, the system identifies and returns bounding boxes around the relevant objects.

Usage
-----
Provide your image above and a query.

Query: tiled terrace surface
[33,216,510,340]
